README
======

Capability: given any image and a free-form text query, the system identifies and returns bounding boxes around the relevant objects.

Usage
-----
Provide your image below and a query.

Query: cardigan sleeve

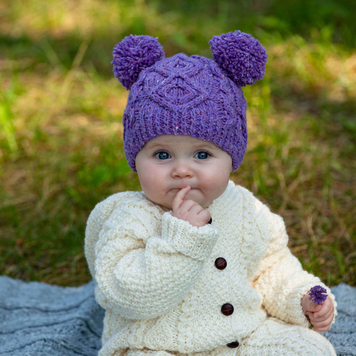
[251,207,337,327]
[84,194,220,320]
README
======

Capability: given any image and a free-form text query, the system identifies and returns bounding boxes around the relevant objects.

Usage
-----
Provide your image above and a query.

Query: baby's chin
[146,197,172,210]
[162,199,212,211]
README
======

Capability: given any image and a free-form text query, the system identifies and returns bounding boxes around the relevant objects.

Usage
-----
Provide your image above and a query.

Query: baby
[85,31,337,356]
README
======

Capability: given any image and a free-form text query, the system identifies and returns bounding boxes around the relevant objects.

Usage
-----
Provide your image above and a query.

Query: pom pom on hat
[209,30,268,87]
[111,34,165,90]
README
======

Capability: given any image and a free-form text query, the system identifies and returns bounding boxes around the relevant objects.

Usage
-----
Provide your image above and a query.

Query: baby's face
[135,135,233,210]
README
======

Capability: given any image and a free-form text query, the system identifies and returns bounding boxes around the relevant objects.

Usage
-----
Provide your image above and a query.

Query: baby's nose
[172,161,193,178]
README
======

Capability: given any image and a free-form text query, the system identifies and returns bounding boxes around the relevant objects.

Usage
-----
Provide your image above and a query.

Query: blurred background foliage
[0,0,355,286]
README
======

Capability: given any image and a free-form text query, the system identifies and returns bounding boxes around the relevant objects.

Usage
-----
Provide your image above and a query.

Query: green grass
[0,0,355,286]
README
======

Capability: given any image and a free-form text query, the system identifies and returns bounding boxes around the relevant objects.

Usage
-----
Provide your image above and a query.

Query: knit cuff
[327,285,338,325]
[161,212,220,261]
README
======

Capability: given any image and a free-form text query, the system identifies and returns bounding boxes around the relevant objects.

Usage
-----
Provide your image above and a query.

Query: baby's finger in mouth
[172,186,191,209]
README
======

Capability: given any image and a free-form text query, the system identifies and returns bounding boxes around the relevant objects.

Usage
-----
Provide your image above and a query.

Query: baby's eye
[155,151,171,160]
[154,151,211,160]
[195,151,210,159]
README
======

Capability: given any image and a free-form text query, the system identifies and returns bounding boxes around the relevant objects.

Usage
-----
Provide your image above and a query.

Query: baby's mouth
[171,188,195,191]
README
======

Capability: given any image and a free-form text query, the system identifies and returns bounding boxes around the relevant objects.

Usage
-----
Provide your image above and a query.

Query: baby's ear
[209,30,268,87]
[111,35,165,90]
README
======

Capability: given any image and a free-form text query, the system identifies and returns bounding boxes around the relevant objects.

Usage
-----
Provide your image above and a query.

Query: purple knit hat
[111,31,268,172]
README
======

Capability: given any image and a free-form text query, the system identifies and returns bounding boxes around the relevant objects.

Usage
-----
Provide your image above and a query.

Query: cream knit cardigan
[85,180,337,356]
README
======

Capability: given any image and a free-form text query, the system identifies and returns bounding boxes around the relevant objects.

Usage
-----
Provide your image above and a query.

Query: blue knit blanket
[0,276,355,356]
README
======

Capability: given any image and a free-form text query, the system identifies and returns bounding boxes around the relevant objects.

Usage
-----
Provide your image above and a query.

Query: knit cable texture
[122,54,247,172]
[84,180,337,356]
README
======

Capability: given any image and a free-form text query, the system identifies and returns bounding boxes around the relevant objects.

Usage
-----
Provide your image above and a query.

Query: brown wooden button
[227,341,239,348]
[215,257,227,270]
[221,303,234,316]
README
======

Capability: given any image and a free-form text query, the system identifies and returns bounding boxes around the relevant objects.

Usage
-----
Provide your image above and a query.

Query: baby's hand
[301,293,334,332]
[171,186,211,228]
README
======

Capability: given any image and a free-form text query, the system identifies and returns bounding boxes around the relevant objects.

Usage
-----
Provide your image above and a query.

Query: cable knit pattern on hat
[85,180,337,356]
[112,32,268,173]
[122,53,248,172]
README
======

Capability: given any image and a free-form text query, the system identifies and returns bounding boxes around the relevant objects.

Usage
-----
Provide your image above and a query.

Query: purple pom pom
[209,30,268,87]
[111,35,165,90]
[309,285,328,305]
